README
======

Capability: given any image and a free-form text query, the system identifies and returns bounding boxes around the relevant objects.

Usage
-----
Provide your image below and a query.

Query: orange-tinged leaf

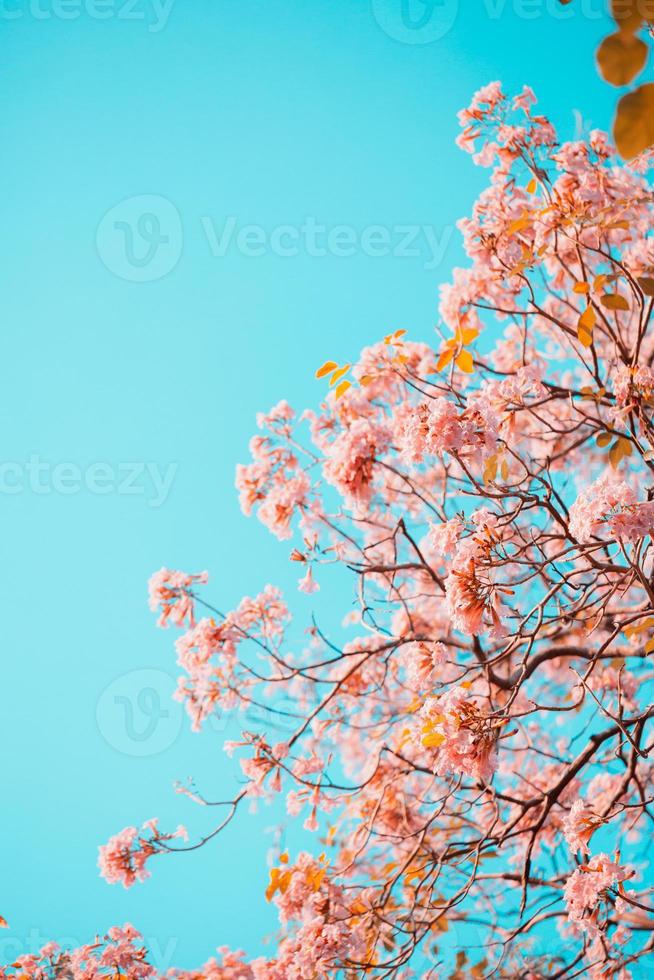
[601,292,630,311]
[334,379,351,399]
[455,349,474,373]
[457,326,479,345]
[596,431,613,447]
[574,281,590,294]
[359,374,374,386]
[578,326,593,348]
[597,31,648,87]
[422,731,446,748]
[315,360,338,379]
[329,363,351,386]
[436,346,455,372]
[506,212,531,236]
[645,637,654,654]
[579,304,597,329]
[393,328,407,339]
[638,277,654,297]
[0,917,7,929]
[625,617,654,637]
[483,455,498,483]
[526,177,537,194]
[594,273,608,292]
[500,458,509,481]
[609,437,633,468]
[614,83,654,159]
[577,305,596,347]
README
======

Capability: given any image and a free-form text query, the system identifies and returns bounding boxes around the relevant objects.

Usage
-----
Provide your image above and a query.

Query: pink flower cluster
[148,568,209,628]
[562,799,605,856]
[445,511,509,637]
[0,925,157,979]
[416,685,498,783]
[98,819,187,888]
[322,417,390,507]
[564,854,632,937]
[569,474,654,544]
[172,586,290,730]
[235,401,312,540]
[396,396,498,465]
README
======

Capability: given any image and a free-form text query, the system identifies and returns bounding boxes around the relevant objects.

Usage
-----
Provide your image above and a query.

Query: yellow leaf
[614,83,654,159]
[574,281,590,294]
[315,360,338,379]
[609,437,633,468]
[422,731,446,748]
[436,346,455,372]
[625,617,654,637]
[500,458,509,480]
[456,326,479,345]
[601,292,630,311]
[597,31,648,87]
[645,638,654,654]
[577,323,594,348]
[506,211,531,236]
[359,374,374,386]
[483,455,498,483]
[393,329,407,339]
[526,177,537,194]
[334,379,351,399]
[594,273,608,292]
[329,363,351,386]
[455,349,474,373]
[579,304,597,329]
[596,431,613,447]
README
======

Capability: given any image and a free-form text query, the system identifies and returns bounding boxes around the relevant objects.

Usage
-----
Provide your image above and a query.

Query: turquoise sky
[1,0,619,970]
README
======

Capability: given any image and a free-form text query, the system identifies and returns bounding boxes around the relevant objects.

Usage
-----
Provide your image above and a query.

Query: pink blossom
[148,567,208,628]
[564,854,632,936]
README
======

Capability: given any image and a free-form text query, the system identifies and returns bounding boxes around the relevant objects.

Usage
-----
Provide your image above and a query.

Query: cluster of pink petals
[402,639,447,691]
[148,568,208,628]
[172,586,290,729]
[569,474,654,544]
[429,517,463,557]
[563,799,605,856]
[235,401,311,540]
[322,417,390,507]
[0,925,158,979]
[564,854,632,937]
[396,396,499,465]
[416,685,498,783]
[445,512,509,637]
[98,819,187,888]
[614,364,654,408]
[297,565,319,593]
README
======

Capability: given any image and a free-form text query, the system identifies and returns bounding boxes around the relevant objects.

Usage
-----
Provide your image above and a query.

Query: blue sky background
[0,0,621,969]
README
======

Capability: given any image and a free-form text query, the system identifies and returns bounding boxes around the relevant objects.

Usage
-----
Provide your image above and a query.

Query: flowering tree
[6,83,654,979]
